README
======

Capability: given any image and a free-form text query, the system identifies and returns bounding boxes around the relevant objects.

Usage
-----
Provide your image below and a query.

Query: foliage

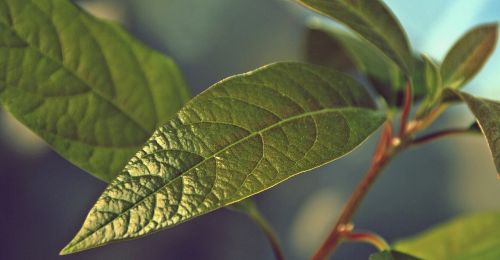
[0,0,499,259]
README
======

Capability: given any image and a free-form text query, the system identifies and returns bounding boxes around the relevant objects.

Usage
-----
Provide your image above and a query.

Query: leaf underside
[395,212,500,260]
[298,0,412,74]
[60,62,385,254]
[0,0,190,181]
[444,89,500,176]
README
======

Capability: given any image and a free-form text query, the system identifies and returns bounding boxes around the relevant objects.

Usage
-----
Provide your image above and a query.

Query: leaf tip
[59,236,84,256]
[59,244,73,256]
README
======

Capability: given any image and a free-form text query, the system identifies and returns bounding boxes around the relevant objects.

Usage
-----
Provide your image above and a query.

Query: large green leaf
[441,23,498,89]
[0,0,190,181]
[297,0,412,74]
[305,21,427,107]
[394,212,500,260]
[313,24,403,106]
[443,89,500,175]
[305,27,357,71]
[370,250,421,260]
[60,62,385,254]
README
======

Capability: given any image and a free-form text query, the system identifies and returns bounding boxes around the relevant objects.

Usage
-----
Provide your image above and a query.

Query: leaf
[394,212,500,260]
[306,20,429,107]
[0,0,190,181]
[443,89,500,175]
[369,250,421,260]
[415,55,442,116]
[60,62,386,254]
[441,23,498,89]
[305,27,357,70]
[297,0,412,74]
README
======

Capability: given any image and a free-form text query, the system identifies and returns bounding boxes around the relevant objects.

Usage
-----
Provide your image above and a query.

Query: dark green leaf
[60,62,385,254]
[441,23,498,89]
[305,27,357,70]
[297,0,412,74]
[0,0,190,181]
[370,250,421,260]
[306,21,425,107]
[395,212,500,260]
[443,89,500,175]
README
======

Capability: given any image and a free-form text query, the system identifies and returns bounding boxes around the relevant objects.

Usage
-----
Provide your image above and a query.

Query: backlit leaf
[60,62,385,254]
[441,23,498,89]
[0,0,190,181]
[395,212,500,260]
[370,250,421,260]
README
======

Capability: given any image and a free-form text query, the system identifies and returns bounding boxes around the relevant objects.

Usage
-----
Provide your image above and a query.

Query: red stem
[411,128,474,146]
[311,122,394,260]
[399,81,412,136]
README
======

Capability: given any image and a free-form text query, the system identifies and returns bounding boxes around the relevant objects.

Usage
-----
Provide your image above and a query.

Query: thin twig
[399,81,412,136]
[412,128,475,146]
[341,230,390,251]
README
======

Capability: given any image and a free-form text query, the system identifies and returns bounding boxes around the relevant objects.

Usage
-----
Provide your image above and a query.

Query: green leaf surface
[415,55,442,116]
[0,0,190,181]
[441,23,498,89]
[370,250,421,260]
[305,27,357,71]
[306,21,427,107]
[443,89,500,175]
[395,212,500,260]
[297,0,412,74]
[60,62,385,254]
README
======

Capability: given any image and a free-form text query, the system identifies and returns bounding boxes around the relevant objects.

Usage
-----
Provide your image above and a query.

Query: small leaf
[415,55,442,115]
[0,0,190,181]
[60,62,385,254]
[443,89,500,176]
[297,0,412,74]
[395,212,500,260]
[441,23,498,89]
[369,250,421,260]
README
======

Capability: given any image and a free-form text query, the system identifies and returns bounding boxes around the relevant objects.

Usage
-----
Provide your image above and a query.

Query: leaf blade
[369,250,421,260]
[297,0,412,74]
[441,23,498,89]
[0,0,190,181]
[395,212,500,260]
[60,62,385,254]
[443,89,500,176]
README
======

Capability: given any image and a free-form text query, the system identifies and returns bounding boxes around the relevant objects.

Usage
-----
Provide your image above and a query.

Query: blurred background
[1,0,500,259]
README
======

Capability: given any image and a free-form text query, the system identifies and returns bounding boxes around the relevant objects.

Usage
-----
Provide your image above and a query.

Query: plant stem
[311,122,395,260]
[399,81,412,136]
[231,199,285,260]
[341,230,391,251]
[411,128,476,146]
[251,210,285,260]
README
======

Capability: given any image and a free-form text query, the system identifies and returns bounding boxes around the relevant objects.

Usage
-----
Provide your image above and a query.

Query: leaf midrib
[444,31,493,85]
[67,106,373,250]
